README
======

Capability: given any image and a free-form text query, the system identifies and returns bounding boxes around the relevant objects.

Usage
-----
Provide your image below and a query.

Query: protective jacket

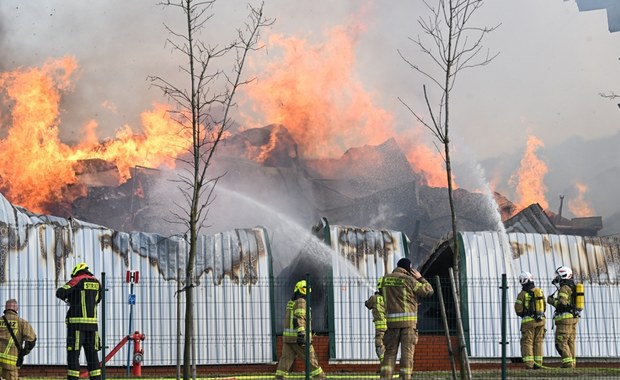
[549,280,578,323]
[514,283,546,324]
[381,267,434,329]
[282,296,311,344]
[365,293,387,332]
[0,309,36,368]
[56,271,102,330]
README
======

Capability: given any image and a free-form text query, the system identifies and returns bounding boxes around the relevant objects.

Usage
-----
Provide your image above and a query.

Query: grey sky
[1,0,618,158]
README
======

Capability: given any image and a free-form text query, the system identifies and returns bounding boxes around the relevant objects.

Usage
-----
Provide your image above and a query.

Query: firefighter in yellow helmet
[514,271,546,369]
[380,258,434,380]
[547,265,578,368]
[274,280,326,379]
[56,263,102,380]
[365,278,387,364]
[0,299,37,380]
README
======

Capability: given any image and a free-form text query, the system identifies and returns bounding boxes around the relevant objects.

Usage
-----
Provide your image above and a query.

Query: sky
[1,0,618,159]
[0,0,619,222]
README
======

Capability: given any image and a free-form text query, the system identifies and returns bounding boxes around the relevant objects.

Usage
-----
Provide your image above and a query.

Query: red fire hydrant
[131,331,146,376]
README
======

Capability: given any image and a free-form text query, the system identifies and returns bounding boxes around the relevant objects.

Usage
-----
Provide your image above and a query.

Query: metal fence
[5,274,620,377]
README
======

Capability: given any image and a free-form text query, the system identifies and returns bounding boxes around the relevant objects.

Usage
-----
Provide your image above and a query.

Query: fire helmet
[294,280,308,295]
[555,266,573,280]
[71,262,89,277]
[518,271,533,285]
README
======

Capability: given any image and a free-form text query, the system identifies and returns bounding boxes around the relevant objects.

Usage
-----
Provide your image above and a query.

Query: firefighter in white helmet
[514,271,546,369]
[547,265,579,368]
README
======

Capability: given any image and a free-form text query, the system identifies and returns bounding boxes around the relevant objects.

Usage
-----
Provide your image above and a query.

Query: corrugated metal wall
[0,193,273,366]
[326,224,408,360]
[461,231,620,358]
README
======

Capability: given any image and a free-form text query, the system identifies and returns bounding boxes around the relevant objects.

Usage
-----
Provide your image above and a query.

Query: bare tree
[398,1,498,378]
[398,0,498,279]
[148,1,272,379]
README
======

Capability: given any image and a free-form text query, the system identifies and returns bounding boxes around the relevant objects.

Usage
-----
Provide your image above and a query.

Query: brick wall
[21,334,461,377]
[21,334,618,377]
[20,335,512,377]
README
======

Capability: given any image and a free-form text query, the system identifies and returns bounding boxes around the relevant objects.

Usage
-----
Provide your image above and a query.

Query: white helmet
[518,271,533,285]
[555,266,573,280]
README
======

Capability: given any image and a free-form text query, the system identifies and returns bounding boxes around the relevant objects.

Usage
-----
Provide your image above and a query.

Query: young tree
[398,0,498,281]
[148,1,272,379]
[399,3,498,377]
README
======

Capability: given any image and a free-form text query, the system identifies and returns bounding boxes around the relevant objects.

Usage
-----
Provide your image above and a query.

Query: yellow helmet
[294,280,308,295]
[71,262,89,277]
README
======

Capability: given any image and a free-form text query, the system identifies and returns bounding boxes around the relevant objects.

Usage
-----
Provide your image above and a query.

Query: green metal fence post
[501,273,508,380]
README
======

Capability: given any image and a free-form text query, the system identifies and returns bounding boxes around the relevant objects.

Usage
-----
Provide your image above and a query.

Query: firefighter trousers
[375,329,386,362]
[520,319,546,368]
[66,328,101,380]
[555,319,578,368]
[380,326,418,380]
[274,342,325,379]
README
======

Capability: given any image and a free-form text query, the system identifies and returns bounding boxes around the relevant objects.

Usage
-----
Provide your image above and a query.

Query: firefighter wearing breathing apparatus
[365,278,387,364]
[514,271,546,369]
[379,258,434,380]
[547,265,580,368]
[56,263,102,380]
[275,280,325,380]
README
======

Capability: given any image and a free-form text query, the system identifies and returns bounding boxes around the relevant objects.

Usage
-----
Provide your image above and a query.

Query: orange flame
[509,134,548,210]
[243,27,394,159]
[0,57,192,214]
[396,129,448,187]
[242,19,447,186]
[568,182,594,217]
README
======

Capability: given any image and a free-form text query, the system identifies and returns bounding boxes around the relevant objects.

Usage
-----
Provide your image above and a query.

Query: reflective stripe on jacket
[56,272,102,330]
[381,267,433,329]
[515,288,546,324]
[0,310,36,368]
[282,297,311,343]
[365,293,387,331]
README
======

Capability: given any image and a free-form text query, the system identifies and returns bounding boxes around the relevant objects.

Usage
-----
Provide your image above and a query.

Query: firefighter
[514,271,546,369]
[379,258,434,380]
[547,265,578,368]
[56,263,102,380]
[365,278,387,365]
[274,280,326,379]
[0,299,36,380]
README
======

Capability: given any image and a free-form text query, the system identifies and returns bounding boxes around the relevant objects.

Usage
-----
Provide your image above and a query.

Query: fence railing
[3,274,620,374]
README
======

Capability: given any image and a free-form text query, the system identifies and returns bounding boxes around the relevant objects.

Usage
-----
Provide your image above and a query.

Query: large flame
[0,57,192,214]
[241,18,447,186]
[568,182,594,217]
[243,29,393,158]
[509,134,549,210]
[396,129,449,187]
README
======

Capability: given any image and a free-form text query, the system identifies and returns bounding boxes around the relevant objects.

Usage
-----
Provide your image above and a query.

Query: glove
[375,346,385,360]
[16,352,24,367]
[547,296,554,305]
[296,334,306,346]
